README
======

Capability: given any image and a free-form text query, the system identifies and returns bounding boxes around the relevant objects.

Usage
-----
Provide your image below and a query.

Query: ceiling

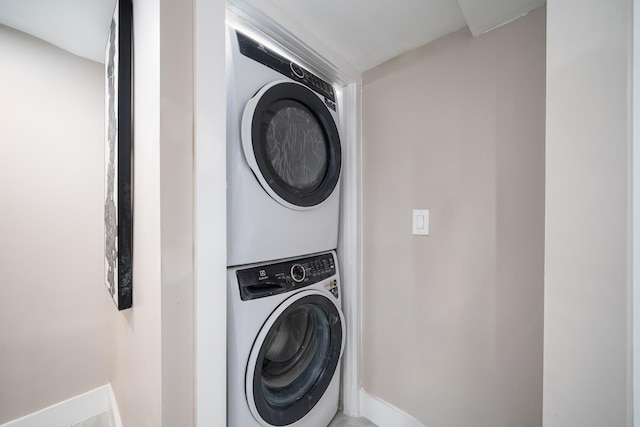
[245,0,545,71]
[0,0,115,63]
[0,0,544,70]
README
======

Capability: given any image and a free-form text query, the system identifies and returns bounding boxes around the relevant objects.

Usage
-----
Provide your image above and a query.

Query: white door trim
[194,0,227,426]
[336,79,362,416]
[633,0,639,425]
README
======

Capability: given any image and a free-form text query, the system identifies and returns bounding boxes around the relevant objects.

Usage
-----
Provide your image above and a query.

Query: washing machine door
[241,80,342,210]
[246,289,345,426]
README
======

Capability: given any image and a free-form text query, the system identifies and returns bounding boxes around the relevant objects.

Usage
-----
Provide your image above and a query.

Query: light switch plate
[412,209,429,235]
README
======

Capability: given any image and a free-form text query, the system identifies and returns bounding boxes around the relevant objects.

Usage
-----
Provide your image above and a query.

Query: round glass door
[246,292,344,426]
[242,81,341,210]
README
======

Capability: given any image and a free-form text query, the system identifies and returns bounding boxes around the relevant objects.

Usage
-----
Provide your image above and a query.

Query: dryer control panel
[236,31,336,104]
[237,253,336,301]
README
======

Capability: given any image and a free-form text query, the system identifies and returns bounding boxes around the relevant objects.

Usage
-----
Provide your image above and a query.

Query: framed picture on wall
[104,0,133,310]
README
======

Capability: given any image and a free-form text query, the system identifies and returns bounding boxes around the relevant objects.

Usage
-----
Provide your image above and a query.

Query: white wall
[194,0,227,425]
[0,24,110,423]
[361,8,545,426]
[544,1,632,426]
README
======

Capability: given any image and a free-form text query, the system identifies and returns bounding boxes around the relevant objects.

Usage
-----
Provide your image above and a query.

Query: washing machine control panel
[236,31,336,104]
[237,253,337,301]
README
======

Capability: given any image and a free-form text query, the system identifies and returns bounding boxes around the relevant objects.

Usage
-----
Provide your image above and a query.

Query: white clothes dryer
[228,251,345,427]
[226,26,342,266]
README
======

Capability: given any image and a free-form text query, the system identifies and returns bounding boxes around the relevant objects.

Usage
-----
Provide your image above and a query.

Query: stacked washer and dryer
[226,24,346,427]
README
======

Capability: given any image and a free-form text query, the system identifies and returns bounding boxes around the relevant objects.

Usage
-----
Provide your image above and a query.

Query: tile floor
[68,409,371,426]
[328,412,377,427]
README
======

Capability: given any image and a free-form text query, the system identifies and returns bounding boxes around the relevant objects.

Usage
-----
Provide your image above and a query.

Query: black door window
[251,294,342,426]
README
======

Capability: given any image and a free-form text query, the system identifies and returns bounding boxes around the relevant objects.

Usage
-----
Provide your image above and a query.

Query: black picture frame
[104,0,133,310]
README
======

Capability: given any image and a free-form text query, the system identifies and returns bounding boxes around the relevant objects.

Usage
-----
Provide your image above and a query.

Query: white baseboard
[1,384,122,427]
[359,390,425,427]
[107,384,123,427]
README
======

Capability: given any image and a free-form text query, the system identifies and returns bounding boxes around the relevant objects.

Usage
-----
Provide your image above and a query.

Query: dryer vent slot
[241,282,288,300]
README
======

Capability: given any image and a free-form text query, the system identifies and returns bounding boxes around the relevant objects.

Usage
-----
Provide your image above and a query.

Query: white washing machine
[228,251,345,427]
[226,25,343,266]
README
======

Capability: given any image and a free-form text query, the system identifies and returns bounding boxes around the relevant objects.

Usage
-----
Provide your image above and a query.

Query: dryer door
[246,289,345,426]
[241,80,342,210]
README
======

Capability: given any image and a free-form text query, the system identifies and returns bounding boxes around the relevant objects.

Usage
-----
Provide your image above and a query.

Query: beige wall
[0,25,110,422]
[544,0,632,425]
[361,8,545,427]
[159,0,195,423]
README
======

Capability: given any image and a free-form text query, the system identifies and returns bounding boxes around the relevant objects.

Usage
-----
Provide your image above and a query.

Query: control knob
[290,62,305,79]
[291,264,306,283]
